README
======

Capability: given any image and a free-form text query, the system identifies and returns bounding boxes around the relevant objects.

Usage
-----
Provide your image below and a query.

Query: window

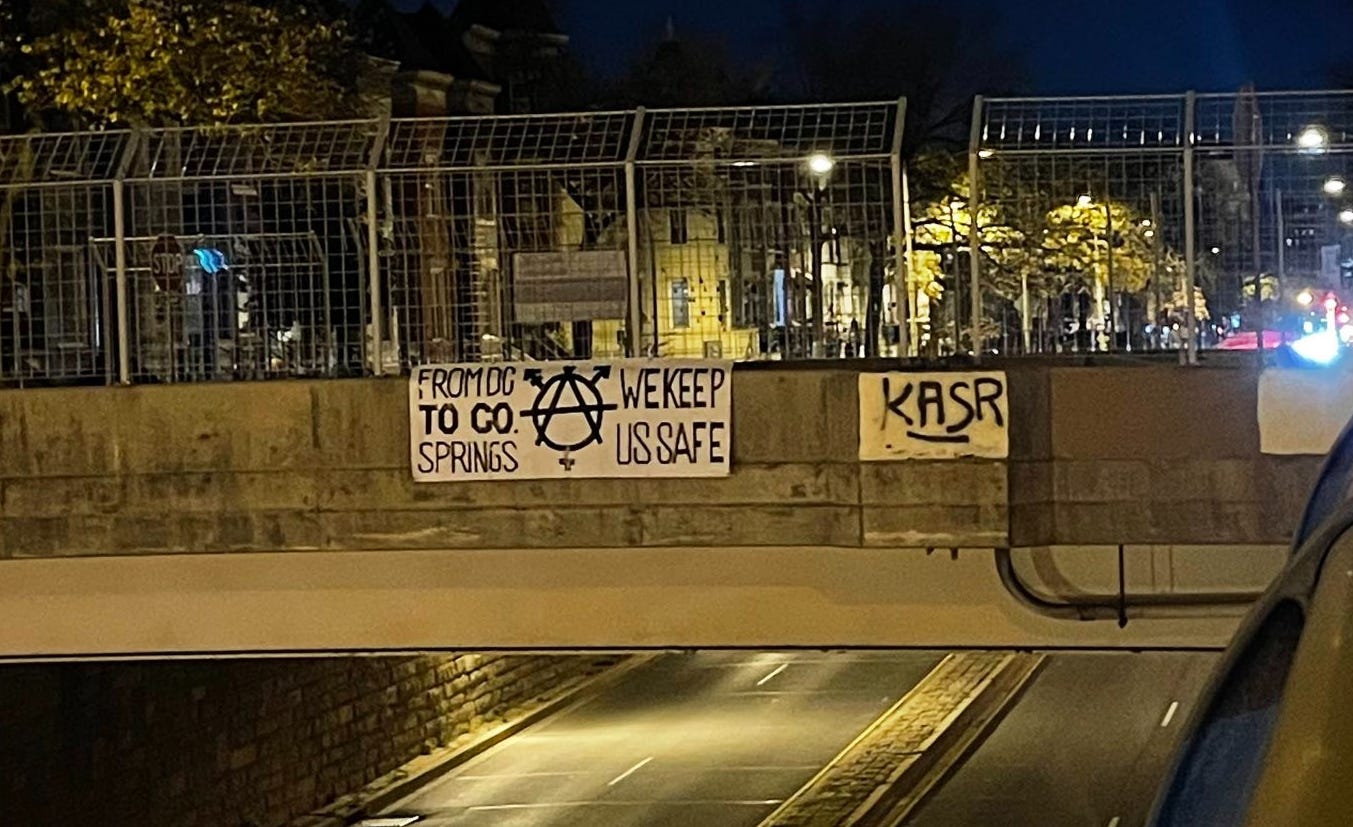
[669,208,688,244]
[671,278,691,328]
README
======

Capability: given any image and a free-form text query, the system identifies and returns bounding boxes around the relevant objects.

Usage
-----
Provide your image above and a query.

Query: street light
[807,153,835,175]
[1340,208,1353,225]
[1298,125,1330,154]
[1325,176,1347,195]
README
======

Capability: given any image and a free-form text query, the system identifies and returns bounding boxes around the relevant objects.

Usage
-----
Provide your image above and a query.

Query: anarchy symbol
[520,365,619,455]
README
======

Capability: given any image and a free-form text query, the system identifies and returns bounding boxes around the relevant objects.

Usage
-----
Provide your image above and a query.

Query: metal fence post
[624,107,646,358]
[890,97,910,360]
[968,95,984,364]
[113,180,130,385]
[367,117,389,376]
[1183,91,1199,366]
[113,129,139,386]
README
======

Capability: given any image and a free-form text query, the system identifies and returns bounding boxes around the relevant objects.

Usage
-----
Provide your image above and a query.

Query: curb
[759,652,1045,827]
[864,652,1044,827]
[293,653,660,827]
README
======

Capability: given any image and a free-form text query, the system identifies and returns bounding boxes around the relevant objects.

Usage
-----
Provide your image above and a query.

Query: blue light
[1291,330,1342,366]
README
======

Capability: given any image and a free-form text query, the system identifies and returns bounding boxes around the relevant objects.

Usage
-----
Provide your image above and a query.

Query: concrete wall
[0,370,1006,558]
[0,654,613,826]
[1008,365,1323,547]
[0,363,1324,654]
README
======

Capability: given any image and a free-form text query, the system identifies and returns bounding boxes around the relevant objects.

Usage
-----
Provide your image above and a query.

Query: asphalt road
[906,652,1220,827]
[382,651,942,827]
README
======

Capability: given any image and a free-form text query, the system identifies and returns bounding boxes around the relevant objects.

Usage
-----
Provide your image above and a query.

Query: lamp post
[806,153,834,358]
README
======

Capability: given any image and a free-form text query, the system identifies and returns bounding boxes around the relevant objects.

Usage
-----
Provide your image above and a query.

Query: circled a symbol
[520,366,618,454]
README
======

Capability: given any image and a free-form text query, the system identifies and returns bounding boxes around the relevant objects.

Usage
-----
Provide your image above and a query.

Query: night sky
[415,0,1353,94]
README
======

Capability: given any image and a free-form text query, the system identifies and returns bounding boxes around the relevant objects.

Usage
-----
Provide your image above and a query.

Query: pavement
[904,652,1220,827]
[379,650,942,827]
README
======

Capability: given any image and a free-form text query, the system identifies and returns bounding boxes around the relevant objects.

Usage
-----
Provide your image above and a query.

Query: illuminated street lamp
[1298,125,1330,154]
[807,153,835,176]
[1325,176,1347,195]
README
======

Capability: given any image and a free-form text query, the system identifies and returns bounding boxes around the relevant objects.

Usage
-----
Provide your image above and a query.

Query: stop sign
[149,235,182,292]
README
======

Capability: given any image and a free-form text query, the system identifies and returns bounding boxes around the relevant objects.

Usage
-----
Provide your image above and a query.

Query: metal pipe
[890,97,909,360]
[113,180,130,385]
[366,169,383,376]
[968,96,984,364]
[994,548,1262,622]
[624,108,647,359]
[1183,91,1199,365]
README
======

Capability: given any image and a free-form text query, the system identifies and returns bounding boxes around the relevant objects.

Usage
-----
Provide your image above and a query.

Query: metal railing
[0,101,907,386]
[971,90,1353,362]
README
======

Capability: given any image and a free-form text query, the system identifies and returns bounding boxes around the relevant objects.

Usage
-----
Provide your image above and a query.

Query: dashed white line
[608,756,653,787]
[757,664,789,686]
[1161,701,1181,728]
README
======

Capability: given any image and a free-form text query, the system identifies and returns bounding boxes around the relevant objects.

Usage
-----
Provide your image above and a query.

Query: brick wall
[0,654,616,826]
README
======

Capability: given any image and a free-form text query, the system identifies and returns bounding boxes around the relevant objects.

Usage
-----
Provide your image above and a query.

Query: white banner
[410,360,733,482]
[859,372,1009,460]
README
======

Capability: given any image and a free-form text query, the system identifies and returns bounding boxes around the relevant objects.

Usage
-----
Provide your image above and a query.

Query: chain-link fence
[972,90,1353,361]
[0,102,906,386]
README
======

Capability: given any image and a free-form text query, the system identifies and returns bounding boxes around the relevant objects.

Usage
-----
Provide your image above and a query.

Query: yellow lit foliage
[7,0,354,125]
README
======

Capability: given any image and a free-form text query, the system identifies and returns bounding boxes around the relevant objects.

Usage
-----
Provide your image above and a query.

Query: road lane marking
[757,664,789,686]
[608,756,653,786]
[1161,701,1181,728]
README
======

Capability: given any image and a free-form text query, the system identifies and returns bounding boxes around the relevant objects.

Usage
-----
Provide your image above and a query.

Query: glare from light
[1341,209,1353,225]
[1327,296,1340,312]
[1076,194,1094,208]
[1292,329,1342,365]
[1341,325,1353,345]
[978,149,995,159]
[732,160,758,168]
[807,153,835,175]
[1141,219,1153,228]
[1298,125,1330,152]
[1305,320,1316,334]
[1298,290,1315,306]
[1210,246,1221,254]
[1326,176,1347,195]
[1144,229,1155,238]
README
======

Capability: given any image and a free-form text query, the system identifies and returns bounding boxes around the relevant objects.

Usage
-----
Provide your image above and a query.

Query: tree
[2,0,362,126]
[908,163,1204,351]
[612,26,761,108]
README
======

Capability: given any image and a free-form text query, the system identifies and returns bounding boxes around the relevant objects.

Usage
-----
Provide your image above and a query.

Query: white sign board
[859,372,1009,460]
[411,360,732,482]
[1259,368,1353,455]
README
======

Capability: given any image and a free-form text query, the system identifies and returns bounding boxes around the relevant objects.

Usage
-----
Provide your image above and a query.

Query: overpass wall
[1008,366,1322,547]
[0,364,1317,559]
[0,371,1007,559]
[0,653,614,826]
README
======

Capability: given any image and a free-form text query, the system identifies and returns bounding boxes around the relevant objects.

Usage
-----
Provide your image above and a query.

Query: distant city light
[732,160,758,168]
[978,149,995,159]
[1326,176,1347,195]
[1298,125,1330,153]
[1210,246,1221,254]
[1340,208,1353,225]
[807,153,835,175]
[1292,329,1342,365]
[1077,194,1093,207]
[1140,219,1152,228]
[1298,290,1315,306]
